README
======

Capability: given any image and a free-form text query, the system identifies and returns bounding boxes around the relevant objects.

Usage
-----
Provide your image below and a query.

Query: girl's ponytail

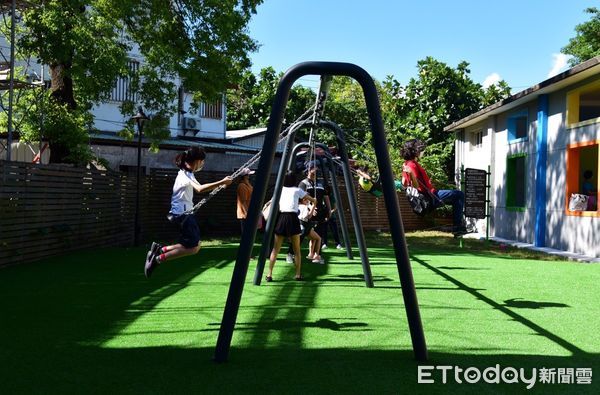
[175,146,206,169]
[175,151,187,169]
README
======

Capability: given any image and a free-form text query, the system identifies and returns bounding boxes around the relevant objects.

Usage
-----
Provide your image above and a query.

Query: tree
[226,66,315,133]
[227,72,375,149]
[562,7,600,66]
[8,0,262,163]
[378,57,511,185]
[226,67,279,130]
[226,59,510,186]
[320,76,371,147]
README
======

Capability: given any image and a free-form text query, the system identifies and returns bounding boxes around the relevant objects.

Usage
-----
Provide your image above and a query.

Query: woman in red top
[401,139,466,232]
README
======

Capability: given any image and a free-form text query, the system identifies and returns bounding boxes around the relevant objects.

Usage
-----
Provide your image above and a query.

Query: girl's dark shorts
[274,212,301,237]
[169,214,201,248]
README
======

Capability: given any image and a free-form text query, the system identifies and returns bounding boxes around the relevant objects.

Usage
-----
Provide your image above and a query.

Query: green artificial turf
[0,232,598,394]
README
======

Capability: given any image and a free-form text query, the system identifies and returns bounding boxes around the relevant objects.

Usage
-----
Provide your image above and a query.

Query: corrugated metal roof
[226,127,267,140]
[89,132,260,153]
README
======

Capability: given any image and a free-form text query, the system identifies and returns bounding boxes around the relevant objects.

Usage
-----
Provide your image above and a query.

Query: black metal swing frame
[214,62,428,363]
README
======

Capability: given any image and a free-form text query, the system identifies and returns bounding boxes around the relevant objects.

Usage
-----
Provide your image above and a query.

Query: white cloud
[547,53,572,78]
[482,73,501,88]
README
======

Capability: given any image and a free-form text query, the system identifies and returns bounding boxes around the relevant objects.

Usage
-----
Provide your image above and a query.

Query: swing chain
[180,103,319,215]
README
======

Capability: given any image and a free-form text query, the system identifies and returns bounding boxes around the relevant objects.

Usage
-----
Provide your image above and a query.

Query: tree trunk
[49,63,77,110]
[49,143,71,164]
[48,63,77,163]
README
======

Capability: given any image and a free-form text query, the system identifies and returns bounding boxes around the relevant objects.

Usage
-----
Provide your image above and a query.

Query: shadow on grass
[502,298,570,309]
[2,346,598,394]
[1,241,597,394]
[0,246,227,347]
[314,273,395,282]
[411,256,585,356]
[203,318,370,332]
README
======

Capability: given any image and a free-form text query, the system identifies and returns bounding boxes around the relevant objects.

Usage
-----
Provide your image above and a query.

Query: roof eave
[444,56,600,132]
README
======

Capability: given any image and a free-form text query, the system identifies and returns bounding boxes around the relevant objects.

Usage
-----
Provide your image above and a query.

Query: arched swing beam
[214,62,427,363]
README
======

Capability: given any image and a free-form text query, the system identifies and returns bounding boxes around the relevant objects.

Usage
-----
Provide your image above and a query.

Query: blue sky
[248,0,595,92]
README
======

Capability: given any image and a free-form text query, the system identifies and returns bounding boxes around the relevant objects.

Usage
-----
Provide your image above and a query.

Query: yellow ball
[359,176,373,192]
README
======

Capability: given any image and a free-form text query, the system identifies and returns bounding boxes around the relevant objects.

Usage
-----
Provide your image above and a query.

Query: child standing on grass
[144,146,232,278]
[266,171,317,282]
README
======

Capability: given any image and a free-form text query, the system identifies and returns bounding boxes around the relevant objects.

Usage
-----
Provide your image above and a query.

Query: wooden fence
[0,160,448,267]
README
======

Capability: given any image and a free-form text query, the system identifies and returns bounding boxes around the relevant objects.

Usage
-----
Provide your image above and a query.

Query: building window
[567,80,600,127]
[506,153,527,210]
[110,60,139,102]
[566,140,599,217]
[507,110,528,142]
[469,130,483,151]
[200,99,222,119]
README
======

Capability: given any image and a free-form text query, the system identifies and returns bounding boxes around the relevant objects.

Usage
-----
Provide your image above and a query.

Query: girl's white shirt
[170,169,200,214]
[278,186,307,213]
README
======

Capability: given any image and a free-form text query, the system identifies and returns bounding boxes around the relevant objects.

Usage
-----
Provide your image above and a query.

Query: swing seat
[405,186,434,216]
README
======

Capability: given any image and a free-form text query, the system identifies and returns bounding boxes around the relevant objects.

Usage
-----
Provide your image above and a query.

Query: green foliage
[27,93,96,165]
[379,57,510,185]
[8,0,262,163]
[227,59,510,185]
[226,67,280,130]
[320,76,371,146]
[226,67,316,132]
[562,7,600,66]
[0,80,96,165]
[226,72,373,147]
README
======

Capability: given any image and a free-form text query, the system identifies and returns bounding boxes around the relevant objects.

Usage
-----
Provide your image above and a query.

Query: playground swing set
[208,61,429,363]
[172,62,489,364]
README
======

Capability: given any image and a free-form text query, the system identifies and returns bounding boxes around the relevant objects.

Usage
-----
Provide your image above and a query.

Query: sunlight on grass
[95,233,597,361]
[2,233,598,393]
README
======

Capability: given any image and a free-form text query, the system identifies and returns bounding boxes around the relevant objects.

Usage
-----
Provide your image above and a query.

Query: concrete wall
[544,78,599,257]
[491,102,538,244]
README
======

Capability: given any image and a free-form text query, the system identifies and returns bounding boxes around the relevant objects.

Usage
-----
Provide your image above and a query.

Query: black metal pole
[328,122,373,288]
[290,139,356,258]
[134,120,143,246]
[357,80,428,362]
[6,0,16,161]
[288,140,357,261]
[312,141,353,259]
[214,62,427,363]
[321,146,353,259]
[214,70,299,363]
[252,129,299,285]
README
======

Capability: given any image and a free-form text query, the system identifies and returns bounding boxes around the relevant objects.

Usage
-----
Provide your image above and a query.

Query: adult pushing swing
[214,62,428,363]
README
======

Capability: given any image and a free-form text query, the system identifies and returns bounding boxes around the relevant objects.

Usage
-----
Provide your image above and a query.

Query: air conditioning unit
[182,117,200,131]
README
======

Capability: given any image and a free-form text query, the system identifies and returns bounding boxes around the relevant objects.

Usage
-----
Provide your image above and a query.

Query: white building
[0,25,268,172]
[446,57,600,258]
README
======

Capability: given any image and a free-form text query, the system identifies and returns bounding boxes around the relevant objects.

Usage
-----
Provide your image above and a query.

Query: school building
[445,56,600,259]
